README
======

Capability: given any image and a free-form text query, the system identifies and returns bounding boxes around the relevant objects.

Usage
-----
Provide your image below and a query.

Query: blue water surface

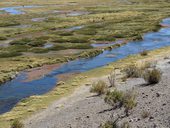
[0,6,42,15]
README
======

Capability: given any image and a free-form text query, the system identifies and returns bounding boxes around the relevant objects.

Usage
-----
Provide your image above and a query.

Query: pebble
[156,93,160,97]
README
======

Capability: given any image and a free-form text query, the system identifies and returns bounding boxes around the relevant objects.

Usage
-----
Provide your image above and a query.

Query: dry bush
[11,120,23,128]
[124,65,142,78]
[108,70,116,87]
[141,110,150,119]
[105,90,136,116]
[104,90,124,108]
[90,80,108,95]
[123,90,137,116]
[143,68,161,84]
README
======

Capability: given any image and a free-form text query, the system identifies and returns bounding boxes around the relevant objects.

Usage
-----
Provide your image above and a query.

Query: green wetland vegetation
[1,0,170,127]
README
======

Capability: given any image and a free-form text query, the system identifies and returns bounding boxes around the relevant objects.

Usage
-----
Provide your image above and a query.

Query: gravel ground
[24,57,170,128]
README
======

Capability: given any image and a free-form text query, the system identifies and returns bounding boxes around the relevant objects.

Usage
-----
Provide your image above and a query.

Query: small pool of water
[31,17,46,22]
[0,18,170,114]
[91,40,124,47]
[66,26,84,31]
[43,43,54,48]
[0,5,42,15]
[67,11,89,16]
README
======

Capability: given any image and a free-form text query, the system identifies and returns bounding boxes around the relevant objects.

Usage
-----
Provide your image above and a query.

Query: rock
[86,116,90,118]
[156,93,160,97]
[149,116,154,121]
[85,83,91,86]
[57,81,65,85]
[162,103,166,106]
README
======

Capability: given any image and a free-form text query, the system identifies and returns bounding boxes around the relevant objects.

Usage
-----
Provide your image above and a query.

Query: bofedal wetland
[0,0,170,128]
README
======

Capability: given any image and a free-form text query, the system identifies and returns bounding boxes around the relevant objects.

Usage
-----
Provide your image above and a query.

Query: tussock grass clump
[124,65,142,78]
[90,80,108,95]
[11,119,23,128]
[108,71,116,87]
[143,68,161,84]
[105,90,136,116]
[10,38,46,47]
[141,110,150,119]
[123,91,137,116]
[104,90,124,108]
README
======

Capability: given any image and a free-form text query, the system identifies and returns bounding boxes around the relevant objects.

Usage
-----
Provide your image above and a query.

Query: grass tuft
[90,80,108,95]
[143,68,162,84]
[10,120,23,128]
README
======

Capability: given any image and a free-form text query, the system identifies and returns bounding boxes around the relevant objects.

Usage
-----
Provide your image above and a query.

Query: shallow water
[0,5,42,15]
[43,43,54,48]
[91,40,124,47]
[0,18,170,114]
[66,26,84,31]
[67,11,89,16]
[31,17,46,22]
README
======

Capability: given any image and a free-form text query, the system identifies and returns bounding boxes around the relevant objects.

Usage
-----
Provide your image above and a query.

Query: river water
[0,6,42,15]
[0,18,170,114]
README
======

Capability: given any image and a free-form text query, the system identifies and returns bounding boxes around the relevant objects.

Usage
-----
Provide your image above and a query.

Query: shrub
[105,90,136,116]
[11,119,23,128]
[143,68,161,84]
[104,90,124,108]
[108,71,116,87]
[124,65,142,78]
[141,110,150,119]
[90,80,108,95]
[123,91,137,116]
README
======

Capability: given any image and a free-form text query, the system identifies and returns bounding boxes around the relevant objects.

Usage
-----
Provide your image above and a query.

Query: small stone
[162,103,166,106]
[86,116,90,118]
[57,81,65,85]
[156,93,160,97]
[149,116,154,121]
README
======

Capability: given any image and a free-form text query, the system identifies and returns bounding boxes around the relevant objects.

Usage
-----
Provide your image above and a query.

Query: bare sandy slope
[24,57,170,128]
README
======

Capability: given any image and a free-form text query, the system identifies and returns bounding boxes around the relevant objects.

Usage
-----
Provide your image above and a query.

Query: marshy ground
[0,0,170,128]
[1,0,170,84]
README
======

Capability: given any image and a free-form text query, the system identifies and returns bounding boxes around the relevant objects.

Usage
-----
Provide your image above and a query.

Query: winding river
[0,18,170,114]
